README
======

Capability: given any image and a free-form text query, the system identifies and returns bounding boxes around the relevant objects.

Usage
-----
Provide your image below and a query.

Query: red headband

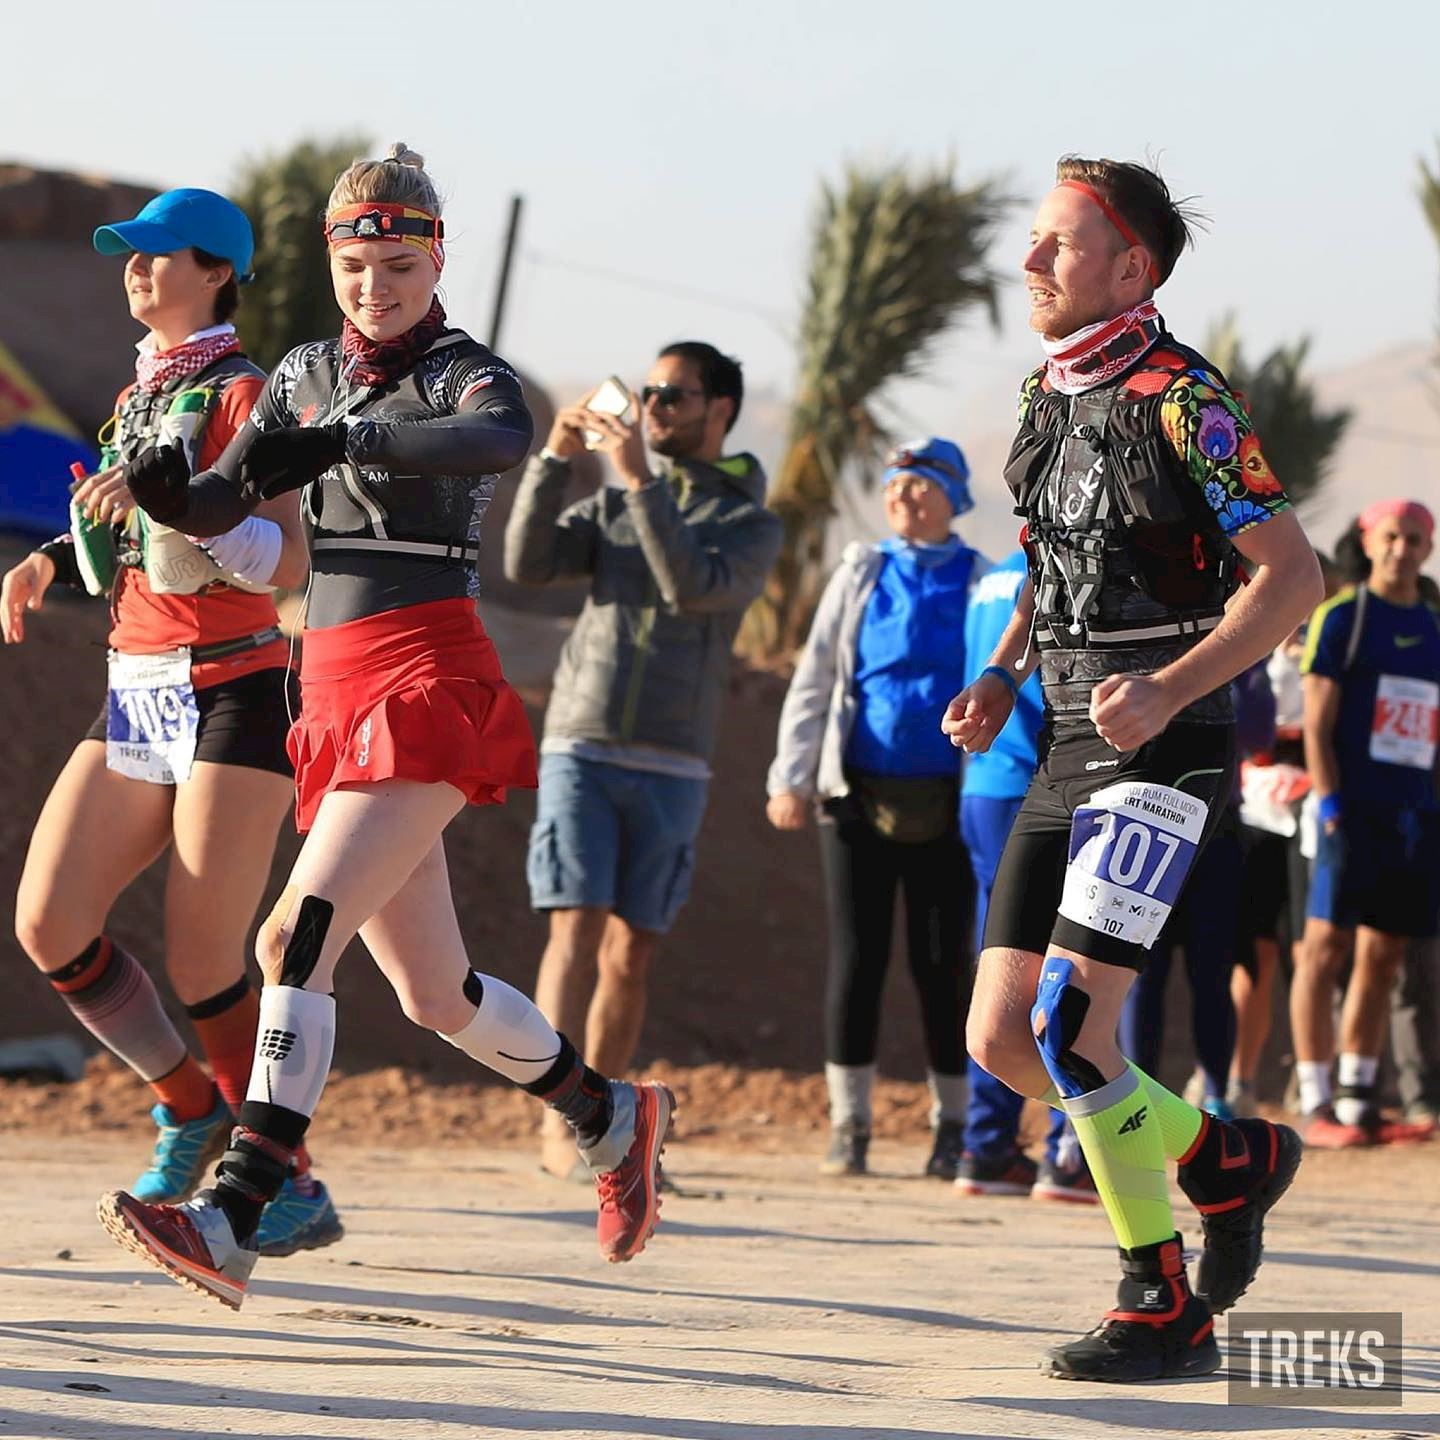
[1359,498,1435,539]
[325,203,445,272]
[1059,180,1161,286]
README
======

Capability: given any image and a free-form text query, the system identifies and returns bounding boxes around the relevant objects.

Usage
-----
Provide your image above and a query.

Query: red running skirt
[288,597,537,832]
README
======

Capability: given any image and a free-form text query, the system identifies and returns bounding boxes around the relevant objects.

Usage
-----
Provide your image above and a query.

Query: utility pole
[488,194,523,352]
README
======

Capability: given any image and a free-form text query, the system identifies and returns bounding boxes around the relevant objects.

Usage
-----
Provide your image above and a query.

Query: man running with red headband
[944,156,1324,1381]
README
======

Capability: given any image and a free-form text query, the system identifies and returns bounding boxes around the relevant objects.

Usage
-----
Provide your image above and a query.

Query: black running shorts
[84,665,297,778]
[983,722,1236,970]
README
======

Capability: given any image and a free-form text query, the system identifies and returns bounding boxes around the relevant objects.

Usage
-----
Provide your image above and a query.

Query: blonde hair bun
[327,143,442,216]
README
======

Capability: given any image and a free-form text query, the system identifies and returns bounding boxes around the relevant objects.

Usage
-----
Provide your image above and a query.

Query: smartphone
[582,376,633,450]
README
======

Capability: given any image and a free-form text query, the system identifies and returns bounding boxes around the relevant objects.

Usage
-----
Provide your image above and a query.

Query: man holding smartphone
[505,341,783,1177]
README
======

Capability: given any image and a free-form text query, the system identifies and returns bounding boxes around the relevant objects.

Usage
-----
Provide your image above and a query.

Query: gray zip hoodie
[503,450,783,762]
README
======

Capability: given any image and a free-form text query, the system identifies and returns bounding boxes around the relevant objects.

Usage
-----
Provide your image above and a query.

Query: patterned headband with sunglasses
[881,436,974,518]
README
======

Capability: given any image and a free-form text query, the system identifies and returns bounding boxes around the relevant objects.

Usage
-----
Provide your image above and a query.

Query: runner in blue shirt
[1291,498,1440,1147]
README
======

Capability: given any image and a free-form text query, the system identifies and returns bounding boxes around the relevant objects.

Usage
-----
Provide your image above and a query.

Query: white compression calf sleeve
[439,973,562,1085]
[247,985,336,1117]
[191,515,282,587]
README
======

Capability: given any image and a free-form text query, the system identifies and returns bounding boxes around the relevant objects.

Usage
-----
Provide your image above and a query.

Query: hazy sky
[9,0,1440,430]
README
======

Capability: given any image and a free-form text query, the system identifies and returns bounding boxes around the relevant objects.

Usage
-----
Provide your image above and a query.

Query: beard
[648,423,704,459]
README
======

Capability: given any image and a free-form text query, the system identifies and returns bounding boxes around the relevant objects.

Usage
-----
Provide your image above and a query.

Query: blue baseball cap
[93,188,255,283]
[882,436,972,518]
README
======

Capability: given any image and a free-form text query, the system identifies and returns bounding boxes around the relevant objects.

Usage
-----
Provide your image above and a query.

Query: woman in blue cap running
[766,437,987,1178]
[1,187,340,1256]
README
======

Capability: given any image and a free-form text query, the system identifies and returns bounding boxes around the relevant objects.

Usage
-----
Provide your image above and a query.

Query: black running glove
[123,442,192,526]
[238,423,348,502]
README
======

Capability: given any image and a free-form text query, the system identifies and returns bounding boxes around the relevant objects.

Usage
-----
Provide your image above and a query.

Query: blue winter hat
[882,436,972,518]
[93,188,255,283]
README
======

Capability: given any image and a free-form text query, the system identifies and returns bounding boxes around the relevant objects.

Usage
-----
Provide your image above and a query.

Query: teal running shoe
[256,1177,344,1257]
[131,1090,232,1203]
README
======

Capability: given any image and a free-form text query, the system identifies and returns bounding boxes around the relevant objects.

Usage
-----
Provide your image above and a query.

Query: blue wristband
[981,664,1019,699]
[1317,794,1342,827]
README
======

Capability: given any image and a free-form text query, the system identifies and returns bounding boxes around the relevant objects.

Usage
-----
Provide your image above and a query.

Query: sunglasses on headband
[886,447,964,483]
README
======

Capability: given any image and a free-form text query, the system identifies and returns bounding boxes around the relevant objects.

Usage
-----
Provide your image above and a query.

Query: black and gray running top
[175,330,533,629]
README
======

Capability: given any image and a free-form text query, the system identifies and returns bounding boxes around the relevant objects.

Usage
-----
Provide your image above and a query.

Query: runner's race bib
[1370,674,1439,770]
[106,649,199,785]
[1059,781,1208,949]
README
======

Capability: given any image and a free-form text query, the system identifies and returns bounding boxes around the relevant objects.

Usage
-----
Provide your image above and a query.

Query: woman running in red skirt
[95,143,673,1310]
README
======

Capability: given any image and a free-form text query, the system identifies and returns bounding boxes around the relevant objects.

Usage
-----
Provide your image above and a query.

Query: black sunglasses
[641,384,707,409]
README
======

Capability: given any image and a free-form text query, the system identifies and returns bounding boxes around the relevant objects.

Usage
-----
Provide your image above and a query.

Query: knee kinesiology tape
[1031,958,1108,1099]
[261,892,334,989]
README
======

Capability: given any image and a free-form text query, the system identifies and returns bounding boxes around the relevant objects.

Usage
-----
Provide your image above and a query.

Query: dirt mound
[0,1052,948,1154]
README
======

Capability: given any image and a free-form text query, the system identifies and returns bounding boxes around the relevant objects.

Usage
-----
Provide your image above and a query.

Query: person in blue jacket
[953,551,1096,1202]
[767,438,983,1178]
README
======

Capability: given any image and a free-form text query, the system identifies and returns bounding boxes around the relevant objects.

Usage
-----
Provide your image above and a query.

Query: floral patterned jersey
[1017,346,1290,539]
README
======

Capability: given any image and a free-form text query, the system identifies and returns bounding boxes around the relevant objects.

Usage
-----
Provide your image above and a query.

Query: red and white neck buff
[134,324,241,394]
[325,202,445,272]
[1040,300,1164,395]
[341,296,449,388]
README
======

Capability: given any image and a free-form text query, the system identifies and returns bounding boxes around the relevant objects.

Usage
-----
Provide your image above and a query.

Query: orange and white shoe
[593,1081,674,1264]
[97,1189,257,1310]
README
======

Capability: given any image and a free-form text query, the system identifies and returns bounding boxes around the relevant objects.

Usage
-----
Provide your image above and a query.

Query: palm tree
[1204,316,1351,510]
[229,136,370,369]
[742,162,1013,658]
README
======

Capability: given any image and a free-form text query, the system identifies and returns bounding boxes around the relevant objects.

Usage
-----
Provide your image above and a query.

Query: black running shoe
[1045,1233,1220,1383]
[925,1119,965,1179]
[1177,1115,1303,1314]
[953,1147,1037,1197]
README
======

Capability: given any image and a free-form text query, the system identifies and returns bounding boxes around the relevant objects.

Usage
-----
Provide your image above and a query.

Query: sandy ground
[0,1131,1436,1440]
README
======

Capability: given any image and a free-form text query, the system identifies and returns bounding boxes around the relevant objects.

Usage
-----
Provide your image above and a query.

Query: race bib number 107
[1059,781,1209,950]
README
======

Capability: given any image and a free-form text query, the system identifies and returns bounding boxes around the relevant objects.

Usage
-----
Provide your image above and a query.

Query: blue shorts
[1307,806,1440,938]
[526,752,709,934]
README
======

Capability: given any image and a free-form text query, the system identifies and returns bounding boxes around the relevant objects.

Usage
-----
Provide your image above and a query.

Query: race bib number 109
[106,649,199,785]
[1059,781,1209,950]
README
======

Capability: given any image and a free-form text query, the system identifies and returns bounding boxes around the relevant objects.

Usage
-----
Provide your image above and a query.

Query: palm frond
[1203,318,1351,510]
[743,160,1014,657]
[230,136,371,368]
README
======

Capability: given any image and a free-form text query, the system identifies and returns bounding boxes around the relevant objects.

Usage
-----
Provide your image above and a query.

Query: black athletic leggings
[817,794,975,1074]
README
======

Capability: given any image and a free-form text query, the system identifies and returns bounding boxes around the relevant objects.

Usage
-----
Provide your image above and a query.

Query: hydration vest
[283,332,493,568]
[108,351,274,595]
[1002,337,1240,724]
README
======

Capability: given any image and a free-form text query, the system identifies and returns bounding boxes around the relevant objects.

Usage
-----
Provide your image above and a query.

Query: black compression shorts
[983,722,1237,971]
[85,665,297,778]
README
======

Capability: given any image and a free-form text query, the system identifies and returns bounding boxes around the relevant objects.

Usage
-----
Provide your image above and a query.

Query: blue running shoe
[256,1177,344,1257]
[131,1090,232,1204]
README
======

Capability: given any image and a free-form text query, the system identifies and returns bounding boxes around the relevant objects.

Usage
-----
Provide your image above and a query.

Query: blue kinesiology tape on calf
[1031,958,1108,1099]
